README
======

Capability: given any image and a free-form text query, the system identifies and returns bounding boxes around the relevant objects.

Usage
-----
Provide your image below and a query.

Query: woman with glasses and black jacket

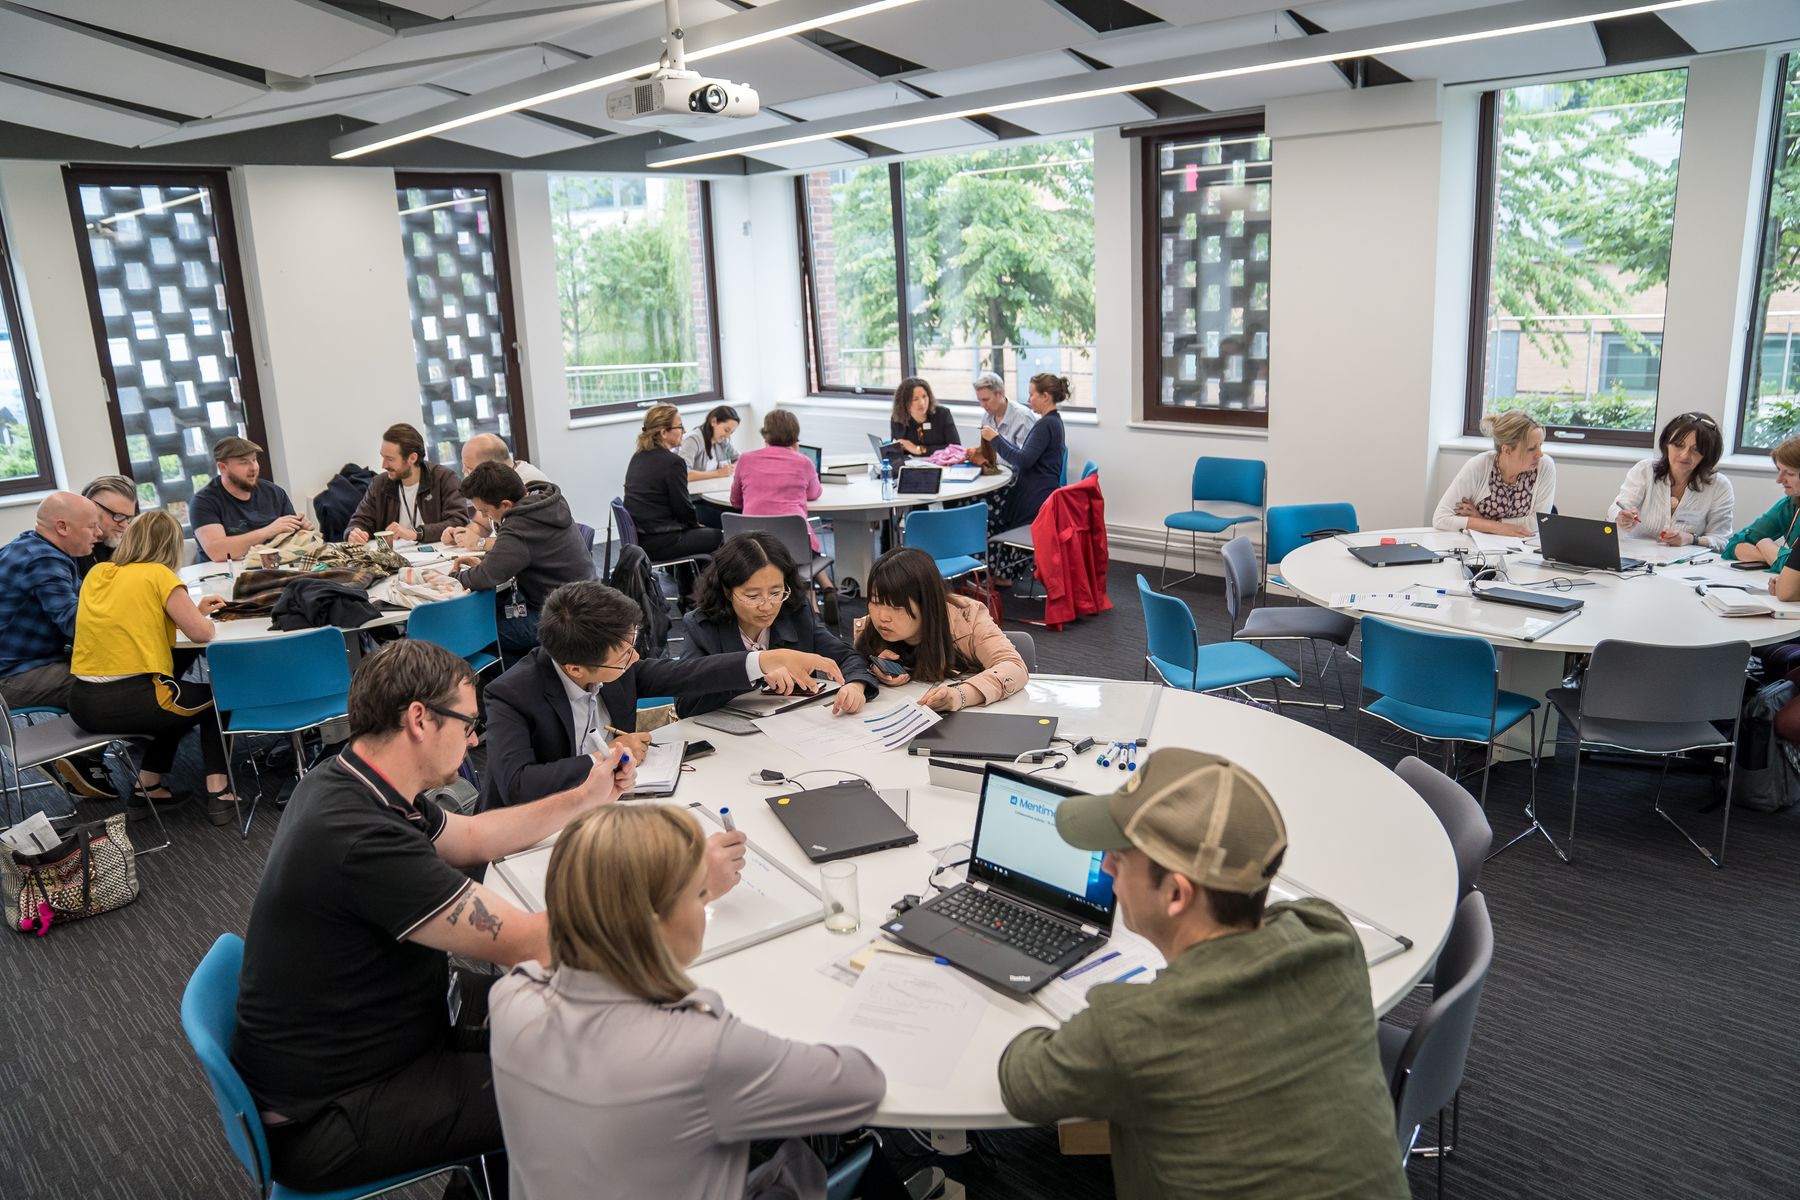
[677,533,877,718]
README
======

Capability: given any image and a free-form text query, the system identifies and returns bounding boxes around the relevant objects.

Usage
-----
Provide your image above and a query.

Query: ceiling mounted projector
[606,69,760,126]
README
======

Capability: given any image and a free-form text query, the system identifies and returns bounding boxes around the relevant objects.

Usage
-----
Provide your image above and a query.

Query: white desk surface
[1280,527,1798,654]
[175,547,468,646]
[485,676,1456,1130]
[692,460,1012,515]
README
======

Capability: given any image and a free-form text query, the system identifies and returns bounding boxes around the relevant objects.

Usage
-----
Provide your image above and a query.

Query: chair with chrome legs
[1523,638,1751,867]
[1378,890,1493,1198]
[1356,618,1539,811]
[1159,457,1266,589]
[1221,536,1355,729]
[1136,574,1296,706]
[0,698,163,849]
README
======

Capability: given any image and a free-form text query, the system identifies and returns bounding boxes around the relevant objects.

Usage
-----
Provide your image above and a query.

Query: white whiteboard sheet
[491,805,821,965]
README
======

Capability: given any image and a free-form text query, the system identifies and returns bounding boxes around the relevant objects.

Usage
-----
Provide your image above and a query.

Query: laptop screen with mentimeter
[972,767,1115,926]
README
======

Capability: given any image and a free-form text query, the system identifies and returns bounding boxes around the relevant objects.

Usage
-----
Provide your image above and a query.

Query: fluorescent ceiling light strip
[648,0,1716,168]
[331,0,926,160]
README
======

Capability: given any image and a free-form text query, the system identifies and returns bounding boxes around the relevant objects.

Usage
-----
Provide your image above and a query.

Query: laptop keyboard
[935,889,1086,963]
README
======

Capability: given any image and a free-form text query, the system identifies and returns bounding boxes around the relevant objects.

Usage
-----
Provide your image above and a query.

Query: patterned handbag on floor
[3,813,140,936]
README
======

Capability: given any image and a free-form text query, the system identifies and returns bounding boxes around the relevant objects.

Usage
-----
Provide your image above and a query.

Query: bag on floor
[1734,678,1800,813]
[3,813,140,936]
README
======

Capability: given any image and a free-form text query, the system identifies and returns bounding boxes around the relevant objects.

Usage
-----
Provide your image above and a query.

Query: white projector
[606,70,760,127]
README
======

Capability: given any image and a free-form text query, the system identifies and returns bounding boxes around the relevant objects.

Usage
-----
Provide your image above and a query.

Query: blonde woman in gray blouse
[490,804,884,1200]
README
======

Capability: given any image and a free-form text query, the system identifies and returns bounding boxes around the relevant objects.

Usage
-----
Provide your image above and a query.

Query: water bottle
[879,458,895,502]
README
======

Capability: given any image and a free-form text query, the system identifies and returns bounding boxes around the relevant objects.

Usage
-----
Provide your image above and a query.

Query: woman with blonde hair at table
[1432,409,1557,539]
[489,804,885,1200]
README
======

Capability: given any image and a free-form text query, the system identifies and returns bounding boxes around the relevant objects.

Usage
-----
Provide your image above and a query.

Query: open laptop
[906,711,1058,759]
[882,765,1114,995]
[797,443,823,473]
[762,780,918,862]
[866,432,906,464]
[1536,512,1644,572]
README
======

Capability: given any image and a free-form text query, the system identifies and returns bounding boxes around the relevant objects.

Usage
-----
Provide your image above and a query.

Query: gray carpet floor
[3,560,1797,1200]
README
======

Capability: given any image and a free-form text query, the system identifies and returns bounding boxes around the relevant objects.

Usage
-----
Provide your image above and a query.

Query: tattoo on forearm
[470,897,503,940]
[445,892,470,926]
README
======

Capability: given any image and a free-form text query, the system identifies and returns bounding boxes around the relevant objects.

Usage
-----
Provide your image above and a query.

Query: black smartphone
[871,656,909,678]
[1731,559,1768,571]
[682,740,716,762]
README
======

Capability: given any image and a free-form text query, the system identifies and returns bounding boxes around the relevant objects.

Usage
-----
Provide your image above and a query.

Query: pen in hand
[719,806,736,832]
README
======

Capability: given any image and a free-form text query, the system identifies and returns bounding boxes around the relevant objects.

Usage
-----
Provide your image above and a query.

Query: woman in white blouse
[1607,411,1734,549]
[490,804,884,1200]
[1433,410,1557,538]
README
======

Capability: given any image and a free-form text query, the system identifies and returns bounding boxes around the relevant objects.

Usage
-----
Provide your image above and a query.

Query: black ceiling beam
[1596,13,1697,65]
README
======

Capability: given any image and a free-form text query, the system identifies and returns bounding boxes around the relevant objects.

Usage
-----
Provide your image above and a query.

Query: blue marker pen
[719,807,736,832]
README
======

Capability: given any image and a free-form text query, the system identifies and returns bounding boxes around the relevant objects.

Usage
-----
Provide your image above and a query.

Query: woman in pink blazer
[730,409,831,586]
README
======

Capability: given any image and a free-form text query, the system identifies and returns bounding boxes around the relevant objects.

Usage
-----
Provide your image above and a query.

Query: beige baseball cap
[1055,748,1287,895]
[212,436,262,462]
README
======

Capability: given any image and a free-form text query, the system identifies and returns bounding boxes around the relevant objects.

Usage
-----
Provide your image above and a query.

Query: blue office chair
[182,934,489,1200]
[1135,575,1295,705]
[904,502,989,584]
[1079,460,1098,481]
[1356,617,1539,810]
[1161,456,1266,588]
[209,628,352,840]
[1265,502,1358,594]
[407,590,502,676]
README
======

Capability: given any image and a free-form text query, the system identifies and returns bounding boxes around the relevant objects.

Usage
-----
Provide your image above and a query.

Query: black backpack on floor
[1735,678,1800,812]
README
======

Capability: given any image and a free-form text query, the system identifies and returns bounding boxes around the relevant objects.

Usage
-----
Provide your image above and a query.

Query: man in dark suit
[480,580,842,810]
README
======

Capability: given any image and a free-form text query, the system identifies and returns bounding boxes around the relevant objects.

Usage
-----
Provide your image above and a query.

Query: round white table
[486,676,1457,1132]
[692,460,1013,593]
[1279,527,1795,752]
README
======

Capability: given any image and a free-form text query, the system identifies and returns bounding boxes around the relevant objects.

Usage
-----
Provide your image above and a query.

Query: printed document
[823,953,988,1088]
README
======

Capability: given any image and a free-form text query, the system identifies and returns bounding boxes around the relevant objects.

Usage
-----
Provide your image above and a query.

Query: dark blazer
[676,608,880,718]
[890,408,961,455]
[623,448,699,537]
[345,462,471,544]
[993,408,1065,530]
[479,646,755,810]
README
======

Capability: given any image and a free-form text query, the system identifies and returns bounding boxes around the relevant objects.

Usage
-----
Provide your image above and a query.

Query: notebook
[623,740,685,798]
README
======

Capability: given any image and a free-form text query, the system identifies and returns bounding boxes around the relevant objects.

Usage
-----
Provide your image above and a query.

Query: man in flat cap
[998,748,1408,1200]
[190,435,311,562]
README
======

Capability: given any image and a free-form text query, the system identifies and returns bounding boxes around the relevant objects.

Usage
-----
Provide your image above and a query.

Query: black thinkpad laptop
[763,780,917,862]
[906,711,1058,759]
[1536,512,1644,572]
[1348,542,1441,568]
[882,766,1114,995]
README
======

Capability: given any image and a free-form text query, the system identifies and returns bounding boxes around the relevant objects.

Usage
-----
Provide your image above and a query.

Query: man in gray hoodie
[453,462,597,654]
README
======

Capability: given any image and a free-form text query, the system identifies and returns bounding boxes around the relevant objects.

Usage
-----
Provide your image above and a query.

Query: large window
[1467,68,1689,447]
[0,215,56,496]
[1139,119,1271,427]
[65,168,267,528]
[550,175,719,417]
[395,175,526,466]
[1739,51,1800,451]
[799,139,1097,408]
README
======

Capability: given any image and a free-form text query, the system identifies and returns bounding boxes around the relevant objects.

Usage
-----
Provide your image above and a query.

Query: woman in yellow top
[69,509,236,826]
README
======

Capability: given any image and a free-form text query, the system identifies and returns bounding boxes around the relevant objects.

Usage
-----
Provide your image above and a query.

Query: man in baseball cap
[998,748,1408,1199]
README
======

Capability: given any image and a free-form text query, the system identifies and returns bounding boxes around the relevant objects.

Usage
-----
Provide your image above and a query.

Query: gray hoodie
[454,482,595,608]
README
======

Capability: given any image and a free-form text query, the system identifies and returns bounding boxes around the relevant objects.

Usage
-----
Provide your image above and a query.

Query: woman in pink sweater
[730,409,830,586]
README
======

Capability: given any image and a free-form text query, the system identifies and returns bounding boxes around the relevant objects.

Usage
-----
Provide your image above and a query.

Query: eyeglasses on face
[734,587,791,607]
[97,504,135,524]
[424,702,484,739]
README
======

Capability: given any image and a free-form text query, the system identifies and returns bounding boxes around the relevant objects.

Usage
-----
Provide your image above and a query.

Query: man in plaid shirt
[0,492,103,710]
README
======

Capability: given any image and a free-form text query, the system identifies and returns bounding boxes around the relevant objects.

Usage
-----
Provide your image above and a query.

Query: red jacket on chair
[1031,473,1111,630]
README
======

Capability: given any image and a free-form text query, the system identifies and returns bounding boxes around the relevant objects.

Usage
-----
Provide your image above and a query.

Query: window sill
[1126,419,1268,440]
[784,397,1098,426]
[0,487,55,510]
[565,398,728,432]
[1437,436,1645,466]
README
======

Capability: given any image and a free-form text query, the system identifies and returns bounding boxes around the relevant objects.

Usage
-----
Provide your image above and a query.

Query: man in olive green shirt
[998,749,1409,1200]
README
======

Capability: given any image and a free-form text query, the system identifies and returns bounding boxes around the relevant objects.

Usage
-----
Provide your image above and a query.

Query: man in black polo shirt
[232,640,730,1194]
[190,435,311,562]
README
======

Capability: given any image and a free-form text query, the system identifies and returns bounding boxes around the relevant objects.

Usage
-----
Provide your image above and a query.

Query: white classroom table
[692,458,1012,593]
[176,546,473,646]
[485,676,1457,1133]
[1278,527,1798,752]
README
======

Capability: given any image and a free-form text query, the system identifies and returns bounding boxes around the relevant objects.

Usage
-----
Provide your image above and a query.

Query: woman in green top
[1724,434,1800,577]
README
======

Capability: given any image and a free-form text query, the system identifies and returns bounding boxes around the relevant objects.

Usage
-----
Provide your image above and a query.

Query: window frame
[61,164,273,505]
[555,177,724,421]
[796,165,909,399]
[1136,113,1273,429]
[1735,51,1797,455]
[0,209,59,497]
[1463,84,1676,451]
[394,171,531,460]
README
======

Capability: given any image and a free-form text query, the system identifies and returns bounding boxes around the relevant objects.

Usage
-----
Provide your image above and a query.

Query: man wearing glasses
[479,579,842,811]
[77,475,140,577]
[233,638,684,1196]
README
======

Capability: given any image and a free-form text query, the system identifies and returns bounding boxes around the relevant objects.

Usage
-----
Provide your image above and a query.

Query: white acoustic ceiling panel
[1004,93,1153,135]
[348,85,601,156]
[40,0,395,78]
[0,76,177,145]
[318,7,625,73]
[464,0,663,17]
[822,0,1092,72]
[914,48,1089,96]
[432,44,586,92]
[139,91,386,145]
[1127,0,1287,24]
[747,138,869,170]
[1086,10,1309,67]
[1293,0,1603,84]
[1659,0,1800,53]
[775,81,994,151]
[210,58,465,118]
[548,0,732,54]
[914,49,1152,135]
[689,37,878,106]
[341,85,453,124]
[0,6,265,119]
[1165,64,1349,111]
